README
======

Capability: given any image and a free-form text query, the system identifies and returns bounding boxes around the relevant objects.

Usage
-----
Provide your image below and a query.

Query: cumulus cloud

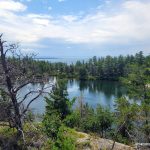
[0,0,27,12]
[62,15,78,22]
[0,0,150,48]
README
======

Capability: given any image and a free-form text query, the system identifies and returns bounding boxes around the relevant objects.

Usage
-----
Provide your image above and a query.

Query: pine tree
[45,79,71,120]
[42,79,72,139]
[121,64,150,142]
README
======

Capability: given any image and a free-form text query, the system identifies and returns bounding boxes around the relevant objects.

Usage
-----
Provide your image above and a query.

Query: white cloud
[27,14,51,19]
[0,0,27,12]
[62,15,78,22]
[32,18,50,26]
[0,0,150,48]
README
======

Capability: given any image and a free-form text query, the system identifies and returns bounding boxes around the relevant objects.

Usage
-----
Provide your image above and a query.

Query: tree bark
[0,37,23,138]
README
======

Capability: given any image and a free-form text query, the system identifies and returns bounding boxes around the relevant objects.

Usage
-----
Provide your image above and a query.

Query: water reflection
[78,80,126,98]
[67,79,127,109]
[20,78,127,114]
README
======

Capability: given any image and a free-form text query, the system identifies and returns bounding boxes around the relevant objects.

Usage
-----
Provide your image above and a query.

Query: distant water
[35,57,88,64]
[20,77,127,114]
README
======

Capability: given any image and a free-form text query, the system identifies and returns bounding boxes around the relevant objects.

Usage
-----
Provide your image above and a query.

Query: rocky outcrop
[76,132,134,150]
[135,143,150,150]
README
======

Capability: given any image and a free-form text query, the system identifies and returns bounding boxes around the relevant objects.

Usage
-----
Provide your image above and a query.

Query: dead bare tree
[0,34,51,142]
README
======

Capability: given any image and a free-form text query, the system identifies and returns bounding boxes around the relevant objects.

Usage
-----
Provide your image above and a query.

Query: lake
[20,77,127,114]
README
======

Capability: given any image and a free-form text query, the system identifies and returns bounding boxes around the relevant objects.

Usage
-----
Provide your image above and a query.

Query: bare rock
[75,132,134,150]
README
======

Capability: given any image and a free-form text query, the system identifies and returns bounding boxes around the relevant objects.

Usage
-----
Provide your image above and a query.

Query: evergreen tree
[135,51,145,65]
[114,97,139,143]
[121,64,150,142]
[43,79,72,139]
[79,67,88,80]
[45,79,71,120]
[95,105,114,137]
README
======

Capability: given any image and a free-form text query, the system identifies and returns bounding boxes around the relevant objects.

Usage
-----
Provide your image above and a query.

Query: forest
[0,35,150,150]
[33,51,149,80]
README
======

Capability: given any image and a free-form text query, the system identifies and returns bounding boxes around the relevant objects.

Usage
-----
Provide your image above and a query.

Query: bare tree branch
[0,34,52,142]
[21,92,42,116]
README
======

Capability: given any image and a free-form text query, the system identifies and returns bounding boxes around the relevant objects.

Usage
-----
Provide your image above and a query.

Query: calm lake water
[20,77,127,114]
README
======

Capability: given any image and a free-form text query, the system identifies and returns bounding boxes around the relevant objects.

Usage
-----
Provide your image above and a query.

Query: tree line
[33,51,149,80]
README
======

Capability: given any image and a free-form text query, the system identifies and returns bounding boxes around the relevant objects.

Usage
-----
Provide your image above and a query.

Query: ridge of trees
[32,51,148,80]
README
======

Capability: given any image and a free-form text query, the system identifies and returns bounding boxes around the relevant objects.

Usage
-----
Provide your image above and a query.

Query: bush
[63,110,80,128]
[95,105,114,137]
[42,113,61,139]
[64,104,113,138]
[52,126,76,150]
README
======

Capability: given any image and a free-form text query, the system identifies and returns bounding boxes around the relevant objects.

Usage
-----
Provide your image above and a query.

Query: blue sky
[0,0,150,57]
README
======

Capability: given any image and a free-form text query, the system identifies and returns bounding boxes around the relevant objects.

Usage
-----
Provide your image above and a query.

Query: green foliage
[121,61,150,142]
[42,79,75,140]
[63,110,80,128]
[114,97,139,141]
[52,126,76,150]
[112,132,129,144]
[79,104,96,132]
[95,105,114,137]
[45,79,71,120]
[44,126,76,150]
[115,97,139,123]
[0,89,12,122]
[42,113,61,139]
[79,67,88,80]
[0,89,9,102]
[121,64,150,101]
[20,51,148,81]
[25,110,35,122]
[64,103,113,138]
[0,126,17,138]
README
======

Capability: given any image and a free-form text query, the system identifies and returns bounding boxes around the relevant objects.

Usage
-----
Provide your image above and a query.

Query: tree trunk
[0,40,23,138]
